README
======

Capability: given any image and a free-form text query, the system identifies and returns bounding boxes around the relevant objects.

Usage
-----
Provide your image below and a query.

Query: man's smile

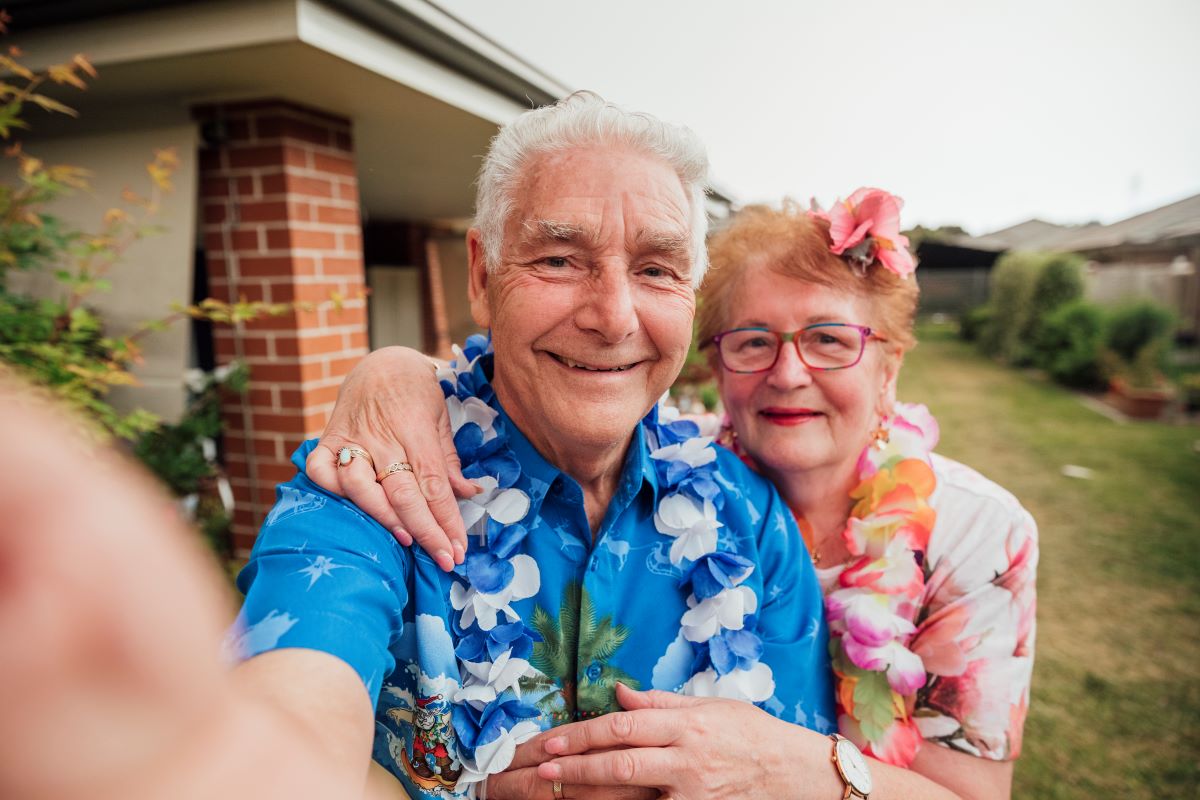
[546,351,643,373]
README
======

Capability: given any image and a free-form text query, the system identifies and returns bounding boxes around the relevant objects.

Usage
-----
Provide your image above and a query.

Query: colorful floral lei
[437,334,774,793]
[822,402,939,766]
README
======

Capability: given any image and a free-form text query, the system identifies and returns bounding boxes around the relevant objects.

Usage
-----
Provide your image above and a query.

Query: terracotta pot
[1107,378,1175,420]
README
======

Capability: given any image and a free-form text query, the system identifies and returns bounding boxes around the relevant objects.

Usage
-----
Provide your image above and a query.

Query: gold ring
[552,780,565,800]
[336,446,372,468]
[376,461,414,481]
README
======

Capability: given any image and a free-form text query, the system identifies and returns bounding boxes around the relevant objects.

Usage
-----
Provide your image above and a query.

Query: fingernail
[437,550,453,571]
[452,542,466,563]
[544,736,567,755]
[393,527,411,545]
[540,762,562,780]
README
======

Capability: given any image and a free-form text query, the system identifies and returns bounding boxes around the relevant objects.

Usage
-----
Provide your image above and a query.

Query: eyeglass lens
[718,325,864,371]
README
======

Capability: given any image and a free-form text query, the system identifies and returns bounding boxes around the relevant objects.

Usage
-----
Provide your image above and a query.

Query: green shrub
[959,304,994,342]
[979,252,1042,359]
[1034,300,1108,388]
[1106,302,1176,364]
[1020,253,1084,347]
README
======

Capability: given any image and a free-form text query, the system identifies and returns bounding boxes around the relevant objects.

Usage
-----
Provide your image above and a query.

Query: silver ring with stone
[337,446,372,468]
[376,461,414,481]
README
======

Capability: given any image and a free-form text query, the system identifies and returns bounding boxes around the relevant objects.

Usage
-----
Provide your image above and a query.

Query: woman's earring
[869,423,890,450]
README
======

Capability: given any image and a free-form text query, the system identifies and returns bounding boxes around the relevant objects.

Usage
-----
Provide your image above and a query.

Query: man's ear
[466,229,491,329]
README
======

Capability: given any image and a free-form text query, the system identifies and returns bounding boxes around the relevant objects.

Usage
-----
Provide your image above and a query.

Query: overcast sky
[435,0,1200,235]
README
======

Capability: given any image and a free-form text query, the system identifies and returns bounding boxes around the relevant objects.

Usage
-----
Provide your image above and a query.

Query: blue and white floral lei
[439,334,775,792]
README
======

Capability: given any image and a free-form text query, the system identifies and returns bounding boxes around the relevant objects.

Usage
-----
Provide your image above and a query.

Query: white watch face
[836,739,874,794]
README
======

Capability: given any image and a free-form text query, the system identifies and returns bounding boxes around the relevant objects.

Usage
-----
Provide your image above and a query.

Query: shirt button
[585,662,602,681]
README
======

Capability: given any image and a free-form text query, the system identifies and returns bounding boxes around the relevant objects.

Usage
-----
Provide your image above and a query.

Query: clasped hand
[484,683,818,800]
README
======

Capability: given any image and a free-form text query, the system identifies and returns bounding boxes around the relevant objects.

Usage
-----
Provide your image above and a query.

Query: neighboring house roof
[1050,192,1200,252]
[966,219,1092,251]
[935,192,1200,256]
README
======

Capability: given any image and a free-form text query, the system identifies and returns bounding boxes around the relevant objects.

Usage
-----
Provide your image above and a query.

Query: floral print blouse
[817,452,1038,762]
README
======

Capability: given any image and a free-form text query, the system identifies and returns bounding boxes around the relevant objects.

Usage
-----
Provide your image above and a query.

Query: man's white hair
[475,91,711,287]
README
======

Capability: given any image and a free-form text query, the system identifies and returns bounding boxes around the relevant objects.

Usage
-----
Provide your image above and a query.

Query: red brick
[336,181,359,203]
[200,177,229,198]
[227,144,285,170]
[282,145,311,169]
[256,116,333,146]
[304,410,329,435]
[252,411,310,435]
[288,201,313,222]
[249,360,325,384]
[346,330,369,350]
[265,229,291,250]
[245,307,321,331]
[312,151,357,177]
[287,175,334,198]
[276,332,343,357]
[321,305,366,328]
[225,434,283,460]
[257,460,303,484]
[203,230,226,253]
[339,231,363,252]
[289,282,342,303]
[237,201,290,224]
[225,335,270,358]
[238,255,297,277]
[328,355,364,378]
[292,229,339,250]
[199,148,224,172]
[258,171,287,196]
[320,256,364,276]
[246,387,276,408]
[203,203,228,225]
[303,383,342,407]
[230,228,261,251]
[316,204,359,226]
[229,281,269,302]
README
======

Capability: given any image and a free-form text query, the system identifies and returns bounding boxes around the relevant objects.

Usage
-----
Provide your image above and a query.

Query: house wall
[433,235,478,345]
[1085,257,1200,338]
[916,268,992,315]
[367,265,423,348]
[4,120,200,421]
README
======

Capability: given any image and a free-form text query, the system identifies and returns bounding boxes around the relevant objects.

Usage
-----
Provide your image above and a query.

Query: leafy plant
[0,24,343,556]
[958,304,994,343]
[1105,302,1176,364]
[1033,300,1108,389]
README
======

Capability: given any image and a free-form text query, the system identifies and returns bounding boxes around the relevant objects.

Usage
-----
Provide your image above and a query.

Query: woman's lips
[758,407,824,426]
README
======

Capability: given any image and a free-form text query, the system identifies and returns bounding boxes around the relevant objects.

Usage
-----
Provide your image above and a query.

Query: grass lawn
[900,322,1200,798]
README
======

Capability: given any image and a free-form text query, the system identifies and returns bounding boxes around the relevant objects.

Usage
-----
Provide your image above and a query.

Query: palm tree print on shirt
[519,583,640,720]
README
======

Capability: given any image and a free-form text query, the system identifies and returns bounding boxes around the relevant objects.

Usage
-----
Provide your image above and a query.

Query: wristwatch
[830,734,873,799]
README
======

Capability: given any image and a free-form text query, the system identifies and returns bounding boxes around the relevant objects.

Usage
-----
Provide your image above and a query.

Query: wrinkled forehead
[501,146,692,253]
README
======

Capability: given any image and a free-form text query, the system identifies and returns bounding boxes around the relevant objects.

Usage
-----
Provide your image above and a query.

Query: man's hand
[0,375,350,799]
[306,346,479,572]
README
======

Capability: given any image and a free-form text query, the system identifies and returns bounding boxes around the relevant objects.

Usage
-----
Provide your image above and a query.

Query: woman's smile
[758,406,825,425]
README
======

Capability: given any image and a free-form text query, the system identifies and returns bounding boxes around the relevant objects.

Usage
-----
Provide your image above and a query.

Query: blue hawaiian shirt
[235,361,835,797]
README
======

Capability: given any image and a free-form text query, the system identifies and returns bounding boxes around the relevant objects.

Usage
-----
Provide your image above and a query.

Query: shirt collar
[473,354,661,518]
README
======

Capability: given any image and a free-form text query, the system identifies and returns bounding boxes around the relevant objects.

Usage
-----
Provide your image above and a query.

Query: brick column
[195,100,368,556]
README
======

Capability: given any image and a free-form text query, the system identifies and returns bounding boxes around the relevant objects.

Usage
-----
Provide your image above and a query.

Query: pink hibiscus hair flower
[809,187,917,278]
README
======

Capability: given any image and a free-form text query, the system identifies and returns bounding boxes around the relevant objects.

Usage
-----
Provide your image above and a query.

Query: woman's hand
[503,684,840,800]
[306,346,479,572]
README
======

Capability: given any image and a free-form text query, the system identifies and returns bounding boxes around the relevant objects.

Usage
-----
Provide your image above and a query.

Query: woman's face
[714,259,897,483]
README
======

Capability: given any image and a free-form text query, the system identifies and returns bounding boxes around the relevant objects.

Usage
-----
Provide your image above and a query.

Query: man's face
[467,145,696,463]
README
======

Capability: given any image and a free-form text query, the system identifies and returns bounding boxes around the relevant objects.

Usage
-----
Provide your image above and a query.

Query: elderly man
[234,92,833,799]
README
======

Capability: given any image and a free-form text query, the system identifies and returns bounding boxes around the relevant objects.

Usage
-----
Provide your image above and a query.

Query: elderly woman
[313,190,1037,800]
